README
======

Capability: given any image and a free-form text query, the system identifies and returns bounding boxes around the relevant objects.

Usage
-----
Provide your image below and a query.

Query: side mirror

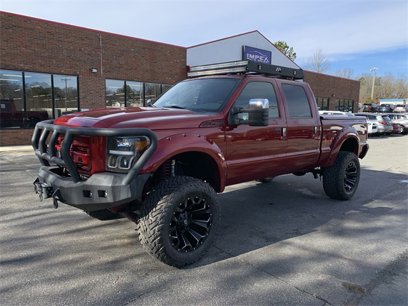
[230,99,269,126]
[146,99,156,107]
[247,99,269,126]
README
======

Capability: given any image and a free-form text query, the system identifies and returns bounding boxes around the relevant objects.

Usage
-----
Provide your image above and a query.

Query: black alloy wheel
[343,160,359,193]
[169,196,212,252]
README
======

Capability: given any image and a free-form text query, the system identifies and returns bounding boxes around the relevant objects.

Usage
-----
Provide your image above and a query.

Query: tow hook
[33,178,53,201]
[52,189,62,209]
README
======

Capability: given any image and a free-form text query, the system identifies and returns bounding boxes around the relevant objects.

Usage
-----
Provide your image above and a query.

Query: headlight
[106,136,150,173]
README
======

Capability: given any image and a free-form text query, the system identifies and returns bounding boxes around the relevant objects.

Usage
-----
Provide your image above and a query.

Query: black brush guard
[32,120,157,211]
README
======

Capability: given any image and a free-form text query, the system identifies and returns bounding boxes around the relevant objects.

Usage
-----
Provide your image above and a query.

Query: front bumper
[32,120,157,212]
[35,166,151,211]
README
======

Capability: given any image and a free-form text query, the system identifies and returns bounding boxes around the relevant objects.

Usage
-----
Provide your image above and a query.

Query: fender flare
[141,133,227,192]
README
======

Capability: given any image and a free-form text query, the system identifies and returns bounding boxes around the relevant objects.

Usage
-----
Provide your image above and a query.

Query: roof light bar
[187,60,304,80]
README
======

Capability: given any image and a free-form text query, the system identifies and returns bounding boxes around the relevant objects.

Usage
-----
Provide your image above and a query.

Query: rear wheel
[137,176,219,267]
[323,151,360,200]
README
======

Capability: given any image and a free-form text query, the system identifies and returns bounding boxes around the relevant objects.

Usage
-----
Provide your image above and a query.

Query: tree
[307,49,330,73]
[273,41,297,61]
[336,69,354,79]
[358,73,408,102]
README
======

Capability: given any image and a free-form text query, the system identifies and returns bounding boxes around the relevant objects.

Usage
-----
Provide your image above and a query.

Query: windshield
[153,78,240,112]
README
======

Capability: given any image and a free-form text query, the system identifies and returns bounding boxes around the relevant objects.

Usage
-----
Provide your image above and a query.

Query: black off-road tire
[137,176,219,267]
[323,151,360,200]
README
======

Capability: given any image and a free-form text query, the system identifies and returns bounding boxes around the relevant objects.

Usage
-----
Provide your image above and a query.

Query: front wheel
[322,151,360,200]
[137,176,219,267]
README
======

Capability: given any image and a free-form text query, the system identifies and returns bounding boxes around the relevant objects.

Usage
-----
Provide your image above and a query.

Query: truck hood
[54,107,220,130]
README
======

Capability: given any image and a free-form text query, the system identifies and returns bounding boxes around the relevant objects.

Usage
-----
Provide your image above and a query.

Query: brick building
[0,12,359,146]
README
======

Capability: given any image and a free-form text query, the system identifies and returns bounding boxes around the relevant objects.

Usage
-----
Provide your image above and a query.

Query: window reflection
[0,69,24,128]
[53,75,78,116]
[0,69,79,129]
[144,83,162,103]
[25,72,53,122]
[127,81,143,107]
[106,79,125,108]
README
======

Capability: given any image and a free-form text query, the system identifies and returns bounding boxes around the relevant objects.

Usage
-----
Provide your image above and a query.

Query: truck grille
[55,135,93,178]
[32,120,157,183]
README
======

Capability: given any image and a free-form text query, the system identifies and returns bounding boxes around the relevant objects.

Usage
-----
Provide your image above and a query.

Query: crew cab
[32,61,369,267]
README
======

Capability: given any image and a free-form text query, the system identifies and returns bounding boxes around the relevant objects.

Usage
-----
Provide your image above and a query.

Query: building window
[105,79,172,108]
[336,99,354,112]
[106,79,125,108]
[53,75,79,117]
[126,81,143,107]
[144,83,162,103]
[0,70,24,128]
[0,69,79,129]
[316,97,329,110]
[162,84,173,94]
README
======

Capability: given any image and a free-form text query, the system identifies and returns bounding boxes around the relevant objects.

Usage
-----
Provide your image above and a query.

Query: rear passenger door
[277,80,321,171]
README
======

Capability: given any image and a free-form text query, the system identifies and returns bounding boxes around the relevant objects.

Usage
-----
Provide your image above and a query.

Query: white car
[319,110,354,116]
[367,121,378,135]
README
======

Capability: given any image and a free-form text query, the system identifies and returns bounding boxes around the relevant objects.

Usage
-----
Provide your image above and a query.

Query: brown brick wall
[304,70,360,112]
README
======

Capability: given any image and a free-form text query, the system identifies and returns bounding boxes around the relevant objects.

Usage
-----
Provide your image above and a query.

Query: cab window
[234,82,279,118]
[282,84,312,118]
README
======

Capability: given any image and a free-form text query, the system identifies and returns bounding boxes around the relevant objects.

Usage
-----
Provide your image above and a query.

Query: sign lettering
[243,46,272,64]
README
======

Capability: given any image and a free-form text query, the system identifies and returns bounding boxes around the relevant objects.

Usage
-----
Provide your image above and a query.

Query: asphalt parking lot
[1,136,407,306]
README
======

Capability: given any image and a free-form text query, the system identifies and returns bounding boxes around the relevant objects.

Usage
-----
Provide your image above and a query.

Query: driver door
[225,80,287,185]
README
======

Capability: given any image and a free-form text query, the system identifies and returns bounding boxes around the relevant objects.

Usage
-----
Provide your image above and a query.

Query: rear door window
[282,84,312,118]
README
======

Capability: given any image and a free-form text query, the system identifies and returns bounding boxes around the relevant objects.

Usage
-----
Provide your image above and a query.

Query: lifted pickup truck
[32,61,368,267]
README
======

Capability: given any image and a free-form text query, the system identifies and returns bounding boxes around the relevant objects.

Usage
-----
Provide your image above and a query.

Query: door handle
[281,127,287,139]
[313,126,320,136]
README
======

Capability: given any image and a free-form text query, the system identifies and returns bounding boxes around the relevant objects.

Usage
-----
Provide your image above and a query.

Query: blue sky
[1,0,407,78]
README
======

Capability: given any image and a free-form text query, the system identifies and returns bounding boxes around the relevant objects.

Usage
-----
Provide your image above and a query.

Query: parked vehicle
[319,110,354,116]
[385,113,408,134]
[354,113,393,135]
[367,122,378,136]
[378,104,393,113]
[361,103,378,113]
[392,105,407,113]
[32,61,369,267]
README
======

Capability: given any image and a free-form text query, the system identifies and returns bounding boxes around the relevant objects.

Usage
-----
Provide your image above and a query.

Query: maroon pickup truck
[32,61,368,267]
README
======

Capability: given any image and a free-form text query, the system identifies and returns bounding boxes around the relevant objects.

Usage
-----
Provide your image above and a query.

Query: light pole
[61,78,70,112]
[370,67,378,101]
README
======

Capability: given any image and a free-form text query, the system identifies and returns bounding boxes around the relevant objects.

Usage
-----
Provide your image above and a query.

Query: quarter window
[282,84,312,118]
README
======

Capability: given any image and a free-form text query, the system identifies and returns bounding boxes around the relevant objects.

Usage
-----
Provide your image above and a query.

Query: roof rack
[187,60,304,80]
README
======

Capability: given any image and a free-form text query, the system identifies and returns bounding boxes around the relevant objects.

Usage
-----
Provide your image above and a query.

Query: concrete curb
[0,145,33,152]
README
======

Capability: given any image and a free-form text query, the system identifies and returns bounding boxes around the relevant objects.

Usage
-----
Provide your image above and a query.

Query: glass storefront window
[106,79,125,108]
[127,81,143,107]
[144,83,162,104]
[316,97,329,110]
[335,99,354,112]
[162,84,173,94]
[0,69,24,128]
[53,75,78,117]
[25,72,52,124]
